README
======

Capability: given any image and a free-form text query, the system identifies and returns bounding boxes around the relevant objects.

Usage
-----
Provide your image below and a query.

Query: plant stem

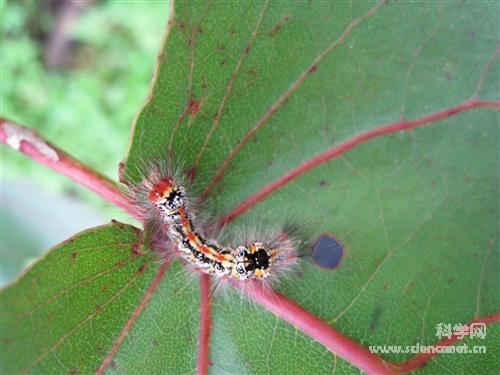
[0,118,136,217]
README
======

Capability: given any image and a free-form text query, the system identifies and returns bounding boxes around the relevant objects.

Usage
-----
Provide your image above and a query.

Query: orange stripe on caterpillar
[145,175,297,281]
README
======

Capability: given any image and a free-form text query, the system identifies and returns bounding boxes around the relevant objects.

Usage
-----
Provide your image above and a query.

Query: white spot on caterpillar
[3,122,59,161]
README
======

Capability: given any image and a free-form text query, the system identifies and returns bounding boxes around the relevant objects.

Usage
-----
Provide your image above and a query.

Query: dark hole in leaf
[312,233,344,270]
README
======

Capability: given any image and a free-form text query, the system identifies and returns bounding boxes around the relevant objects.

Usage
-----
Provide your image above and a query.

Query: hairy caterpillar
[130,163,298,283]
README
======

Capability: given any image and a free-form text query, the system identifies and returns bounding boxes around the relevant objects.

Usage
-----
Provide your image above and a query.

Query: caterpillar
[130,164,298,282]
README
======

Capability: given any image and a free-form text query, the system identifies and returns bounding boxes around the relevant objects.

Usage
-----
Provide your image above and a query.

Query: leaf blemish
[269,15,290,38]
[312,233,345,270]
[188,99,202,116]
[137,265,146,275]
[370,305,383,331]
[247,68,258,84]
[132,242,143,255]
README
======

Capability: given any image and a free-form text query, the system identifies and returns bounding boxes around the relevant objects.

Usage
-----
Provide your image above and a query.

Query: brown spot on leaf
[188,99,202,116]
[319,180,327,187]
[248,68,258,80]
[404,282,413,294]
[132,242,143,255]
[71,251,77,259]
[269,15,290,38]
[249,67,258,76]
[309,65,317,73]
[137,265,146,275]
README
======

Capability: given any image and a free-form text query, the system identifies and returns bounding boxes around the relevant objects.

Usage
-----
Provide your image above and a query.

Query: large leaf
[2,1,499,374]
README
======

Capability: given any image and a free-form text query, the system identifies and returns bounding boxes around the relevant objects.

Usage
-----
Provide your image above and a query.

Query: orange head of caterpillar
[233,242,274,279]
[148,177,186,214]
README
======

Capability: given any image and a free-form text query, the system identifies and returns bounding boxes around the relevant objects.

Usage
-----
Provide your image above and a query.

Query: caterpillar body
[129,162,299,284]
[146,176,297,281]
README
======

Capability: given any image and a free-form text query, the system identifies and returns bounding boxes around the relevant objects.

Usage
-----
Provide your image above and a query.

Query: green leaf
[1,223,198,374]
[123,0,499,371]
[3,1,499,374]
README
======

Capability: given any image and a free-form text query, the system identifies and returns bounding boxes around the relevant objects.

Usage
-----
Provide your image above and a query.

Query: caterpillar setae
[130,164,298,283]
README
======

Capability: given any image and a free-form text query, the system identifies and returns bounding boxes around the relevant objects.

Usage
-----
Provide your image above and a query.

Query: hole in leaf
[312,233,344,270]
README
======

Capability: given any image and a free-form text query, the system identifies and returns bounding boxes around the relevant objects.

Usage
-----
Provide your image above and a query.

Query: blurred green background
[1,0,169,285]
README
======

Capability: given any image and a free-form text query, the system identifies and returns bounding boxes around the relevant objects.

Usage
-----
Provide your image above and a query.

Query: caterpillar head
[233,242,274,280]
[148,177,186,214]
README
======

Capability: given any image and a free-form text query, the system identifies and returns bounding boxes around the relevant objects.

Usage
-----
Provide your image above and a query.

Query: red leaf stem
[196,274,212,375]
[395,313,500,372]
[218,99,500,227]
[0,118,136,218]
[3,99,499,374]
[234,283,401,375]
[96,261,170,374]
